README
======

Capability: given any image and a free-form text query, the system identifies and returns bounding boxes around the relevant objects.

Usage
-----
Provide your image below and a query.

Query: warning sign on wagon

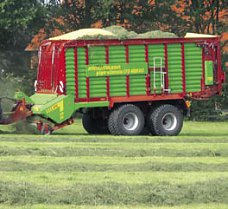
[86,63,147,77]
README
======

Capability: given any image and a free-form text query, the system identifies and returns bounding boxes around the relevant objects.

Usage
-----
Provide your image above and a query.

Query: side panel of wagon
[64,42,206,101]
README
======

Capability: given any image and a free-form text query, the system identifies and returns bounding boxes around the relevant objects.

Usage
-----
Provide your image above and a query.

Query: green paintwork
[148,44,165,94]
[109,45,126,97]
[68,43,204,98]
[89,46,106,98]
[19,92,110,124]
[129,45,147,96]
[185,43,202,92]
[30,93,58,105]
[14,91,33,104]
[167,44,183,93]
[14,92,76,124]
[205,61,214,85]
[65,48,75,95]
[74,101,109,109]
[31,94,75,124]
[86,63,147,77]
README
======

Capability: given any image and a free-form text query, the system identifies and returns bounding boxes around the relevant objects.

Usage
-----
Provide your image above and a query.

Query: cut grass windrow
[0,156,227,172]
[1,135,228,143]
[1,141,227,149]
[0,178,227,205]
[0,156,228,164]
[1,161,227,172]
[0,147,226,157]
[0,142,227,157]
[1,171,228,185]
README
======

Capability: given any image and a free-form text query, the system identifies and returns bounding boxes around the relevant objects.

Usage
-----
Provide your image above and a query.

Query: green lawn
[0,121,228,208]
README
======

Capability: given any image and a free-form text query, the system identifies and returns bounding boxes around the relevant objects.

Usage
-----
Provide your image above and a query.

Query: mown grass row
[1,155,228,164]
[1,141,228,149]
[0,178,228,205]
[0,156,227,172]
[0,143,226,157]
[1,135,228,143]
[1,171,228,185]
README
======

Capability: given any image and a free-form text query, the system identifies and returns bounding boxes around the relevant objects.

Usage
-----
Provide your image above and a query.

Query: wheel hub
[123,113,139,131]
[161,113,177,131]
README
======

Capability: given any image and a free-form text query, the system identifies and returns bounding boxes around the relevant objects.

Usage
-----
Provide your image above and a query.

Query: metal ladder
[153,57,170,93]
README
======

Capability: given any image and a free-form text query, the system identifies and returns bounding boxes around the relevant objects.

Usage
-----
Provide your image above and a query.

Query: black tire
[110,104,144,136]
[147,104,183,136]
[82,111,109,134]
[146,108,157,136]
[108,109,118,135]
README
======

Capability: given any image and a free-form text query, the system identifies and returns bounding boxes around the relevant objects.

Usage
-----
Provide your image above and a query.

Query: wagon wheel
[82,111,109,134]
[109,104,144,136]
[147,104,183,136]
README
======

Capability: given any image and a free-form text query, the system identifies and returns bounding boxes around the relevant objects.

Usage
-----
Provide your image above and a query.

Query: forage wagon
[0,29,224,135]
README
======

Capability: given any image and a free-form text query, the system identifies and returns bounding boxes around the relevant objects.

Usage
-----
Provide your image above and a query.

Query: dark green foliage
[58,0,97,31]
[0,50,30,77]
[184,0,227,34]
[0,72,35,111]
[0,50,36,93]
[190,99,223,121]
[148,0,186,36]
[0,73,22,112]
[0,0,48,50]
[0,0,46,89]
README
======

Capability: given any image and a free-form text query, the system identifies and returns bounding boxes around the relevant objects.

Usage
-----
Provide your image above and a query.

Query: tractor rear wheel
[147,104,183,136]
[82,111,109,134]
[109,104,144,135]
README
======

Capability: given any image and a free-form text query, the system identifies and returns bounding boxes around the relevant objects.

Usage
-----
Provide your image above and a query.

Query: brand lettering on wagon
[86,63,147,77]
[46,101,64,114]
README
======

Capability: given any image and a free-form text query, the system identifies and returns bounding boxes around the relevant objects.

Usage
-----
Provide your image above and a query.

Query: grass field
[0,121,228,209]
